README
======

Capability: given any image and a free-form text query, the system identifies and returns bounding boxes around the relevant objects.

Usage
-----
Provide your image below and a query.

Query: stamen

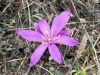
[52,29,54,35]
[57,34,61,39]
[42,35,44,40]
[42,41,45,44]
[42,35,45,44]
[57,35,61,45]
[48,37,52,42]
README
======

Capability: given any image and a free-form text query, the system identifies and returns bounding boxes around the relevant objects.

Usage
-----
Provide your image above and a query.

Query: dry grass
[0,0,100,75]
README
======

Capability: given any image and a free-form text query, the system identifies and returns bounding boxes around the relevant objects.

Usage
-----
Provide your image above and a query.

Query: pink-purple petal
[48,44,62,64]
[16,30,42,42]
[29,44,48,67]
[33,22,42,33]
[59,29,74,36]
[55,36,78,46]
[38,19,50,35]
[51,10,72,36]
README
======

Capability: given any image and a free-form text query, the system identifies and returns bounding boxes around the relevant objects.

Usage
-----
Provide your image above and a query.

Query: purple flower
[16,10,78,67]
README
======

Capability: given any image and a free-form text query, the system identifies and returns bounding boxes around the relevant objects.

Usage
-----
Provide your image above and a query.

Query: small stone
[49,56,53,60]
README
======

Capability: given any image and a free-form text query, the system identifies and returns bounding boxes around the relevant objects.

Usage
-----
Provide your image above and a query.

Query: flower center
[47,37,52,42]
[41,35,61,44]
[42,35,52,44]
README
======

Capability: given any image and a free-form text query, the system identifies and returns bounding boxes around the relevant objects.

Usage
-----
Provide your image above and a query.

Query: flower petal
[33,22,42,33]
[16,30,42,42]
[59,29,73,36]
[55,36,78,46]
[48,44,62,64]
[51,10,72,36]
[29,44,48,67]
[38,19,50,35]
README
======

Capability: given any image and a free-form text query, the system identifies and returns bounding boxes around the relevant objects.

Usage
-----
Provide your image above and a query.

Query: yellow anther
[42,41,45,44]
[42,35,45,44]
[48,37,52,42]
[57,35,61,39]
[52,29,54,35]
[42,35,44,40]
